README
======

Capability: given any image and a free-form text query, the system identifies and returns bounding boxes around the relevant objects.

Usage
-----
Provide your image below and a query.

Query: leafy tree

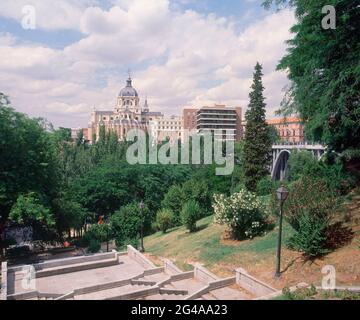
[243,63,272,192]
[181,200,201,233]
[0,98,59,222]
[9,193,54,226]
[156,209,174,233]
[52,197,89,238]
[182,179,212,216]
[110,203,150,247]
[287,151,319,182]
[263,0,360,154]
[161,185,185,225]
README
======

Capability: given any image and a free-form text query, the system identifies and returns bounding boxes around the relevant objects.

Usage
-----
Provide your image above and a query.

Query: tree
[9,193,56,241]
[161,185,185,225]
[0,97,59,223]
[243,63,272,192]
[156,209,174,233]
[181,200,201,232]
[263,0,360,154]
[110,203,150,248]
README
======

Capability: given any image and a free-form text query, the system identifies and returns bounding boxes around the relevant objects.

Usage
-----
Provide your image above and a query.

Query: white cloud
[0,0,295,127]
[0,0,98,31]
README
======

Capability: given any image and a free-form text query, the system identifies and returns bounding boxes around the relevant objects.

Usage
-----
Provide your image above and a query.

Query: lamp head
[276,185,289,202]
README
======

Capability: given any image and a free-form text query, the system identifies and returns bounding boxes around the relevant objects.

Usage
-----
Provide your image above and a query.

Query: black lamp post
[139,201,145,253]
[105,216,111,253]
[275,185,289,278]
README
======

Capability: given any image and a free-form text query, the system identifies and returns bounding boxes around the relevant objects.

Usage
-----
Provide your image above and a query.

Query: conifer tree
[244,63,272,192]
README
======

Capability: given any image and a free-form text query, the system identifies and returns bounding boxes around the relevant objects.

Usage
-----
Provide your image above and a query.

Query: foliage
[281,285,318,300]
[9,193,54,226]
[161,185,185,226]
[213,189,270,240]
[281,177,342,257]
[82,223,111,247]
[264,0,360,154]
[287,151,319,182]
[256,176,280,196]
[156,209,174,233]
[110,203,149,247]
[182,179,212,217]
[52,197,89,237]
[282,177,337,231]
[181,200,201,233]
[287,151,355,194]
[0,99,59,223]
[243,63,272,192]
[287,213,330,257]
[88,239,101,253]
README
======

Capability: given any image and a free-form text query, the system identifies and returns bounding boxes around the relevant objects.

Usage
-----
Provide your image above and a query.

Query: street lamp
[139,201,145,253]
[105,216,111,253]
[275,185,289,278]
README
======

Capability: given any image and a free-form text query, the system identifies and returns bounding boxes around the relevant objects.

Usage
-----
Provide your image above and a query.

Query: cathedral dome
[119,77,138,97]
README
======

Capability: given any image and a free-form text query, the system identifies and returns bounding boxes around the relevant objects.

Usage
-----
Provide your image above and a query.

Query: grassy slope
[145,196,360,289]
[145,215,294,285]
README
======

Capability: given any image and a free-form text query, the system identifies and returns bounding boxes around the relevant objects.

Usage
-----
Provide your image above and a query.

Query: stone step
[36,258,119,278]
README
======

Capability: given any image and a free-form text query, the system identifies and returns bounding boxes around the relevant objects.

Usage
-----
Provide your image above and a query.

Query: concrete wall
[1,262,7,300]
[127,245,156,269]
[236,268,276,297]
[35,257,118,278]
[194,265,219,283]
[163,259,182,275]
[186,277,236,300]
[9,252,116,273]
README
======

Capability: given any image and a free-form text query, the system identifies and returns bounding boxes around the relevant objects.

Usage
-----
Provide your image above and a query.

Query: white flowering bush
[213,189,269,240]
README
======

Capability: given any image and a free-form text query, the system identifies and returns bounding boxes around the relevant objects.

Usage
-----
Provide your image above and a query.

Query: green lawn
[144,215,294,275]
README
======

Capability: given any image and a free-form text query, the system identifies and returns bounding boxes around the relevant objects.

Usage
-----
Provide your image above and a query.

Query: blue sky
[0,0,294,128]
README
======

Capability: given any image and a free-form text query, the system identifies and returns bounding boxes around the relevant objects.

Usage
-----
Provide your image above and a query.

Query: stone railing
[1,262,8,300]
[194,264,219,283]
[235,268,277,297]
[127,245,156,269]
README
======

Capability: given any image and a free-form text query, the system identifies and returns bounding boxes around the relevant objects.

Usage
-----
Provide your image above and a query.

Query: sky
[0,0,296,128]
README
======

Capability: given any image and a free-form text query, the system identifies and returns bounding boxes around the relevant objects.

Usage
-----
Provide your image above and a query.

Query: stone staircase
[4,246,277,301]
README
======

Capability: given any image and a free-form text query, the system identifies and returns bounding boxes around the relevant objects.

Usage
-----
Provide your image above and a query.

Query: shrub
[181,200,201,232]
[283,177,337,231]
[256,176,279,196]
[82,223,110,247]
[88,239,101,253]
[287,214,330,258]
[156,209,174,233]
[161,185,185,226]
[111,203,149,246]
[213,189,269,240]
[115,237,139,250]
[283,177,340,258]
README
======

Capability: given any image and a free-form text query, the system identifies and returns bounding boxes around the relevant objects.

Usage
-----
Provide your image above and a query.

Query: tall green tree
[263,0,360,154]
[243,63,272,192]
[0,94,59,222]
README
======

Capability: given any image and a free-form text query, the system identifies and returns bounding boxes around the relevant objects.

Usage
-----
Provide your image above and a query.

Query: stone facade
[88,77,163,143]
[267,117,305,143]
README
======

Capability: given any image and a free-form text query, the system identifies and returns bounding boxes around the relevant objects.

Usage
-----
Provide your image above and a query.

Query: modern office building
[149,115,182,144]
[196,104,243,141]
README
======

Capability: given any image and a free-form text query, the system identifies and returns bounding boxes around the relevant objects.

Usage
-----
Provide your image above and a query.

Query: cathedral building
[88,77,163,143]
